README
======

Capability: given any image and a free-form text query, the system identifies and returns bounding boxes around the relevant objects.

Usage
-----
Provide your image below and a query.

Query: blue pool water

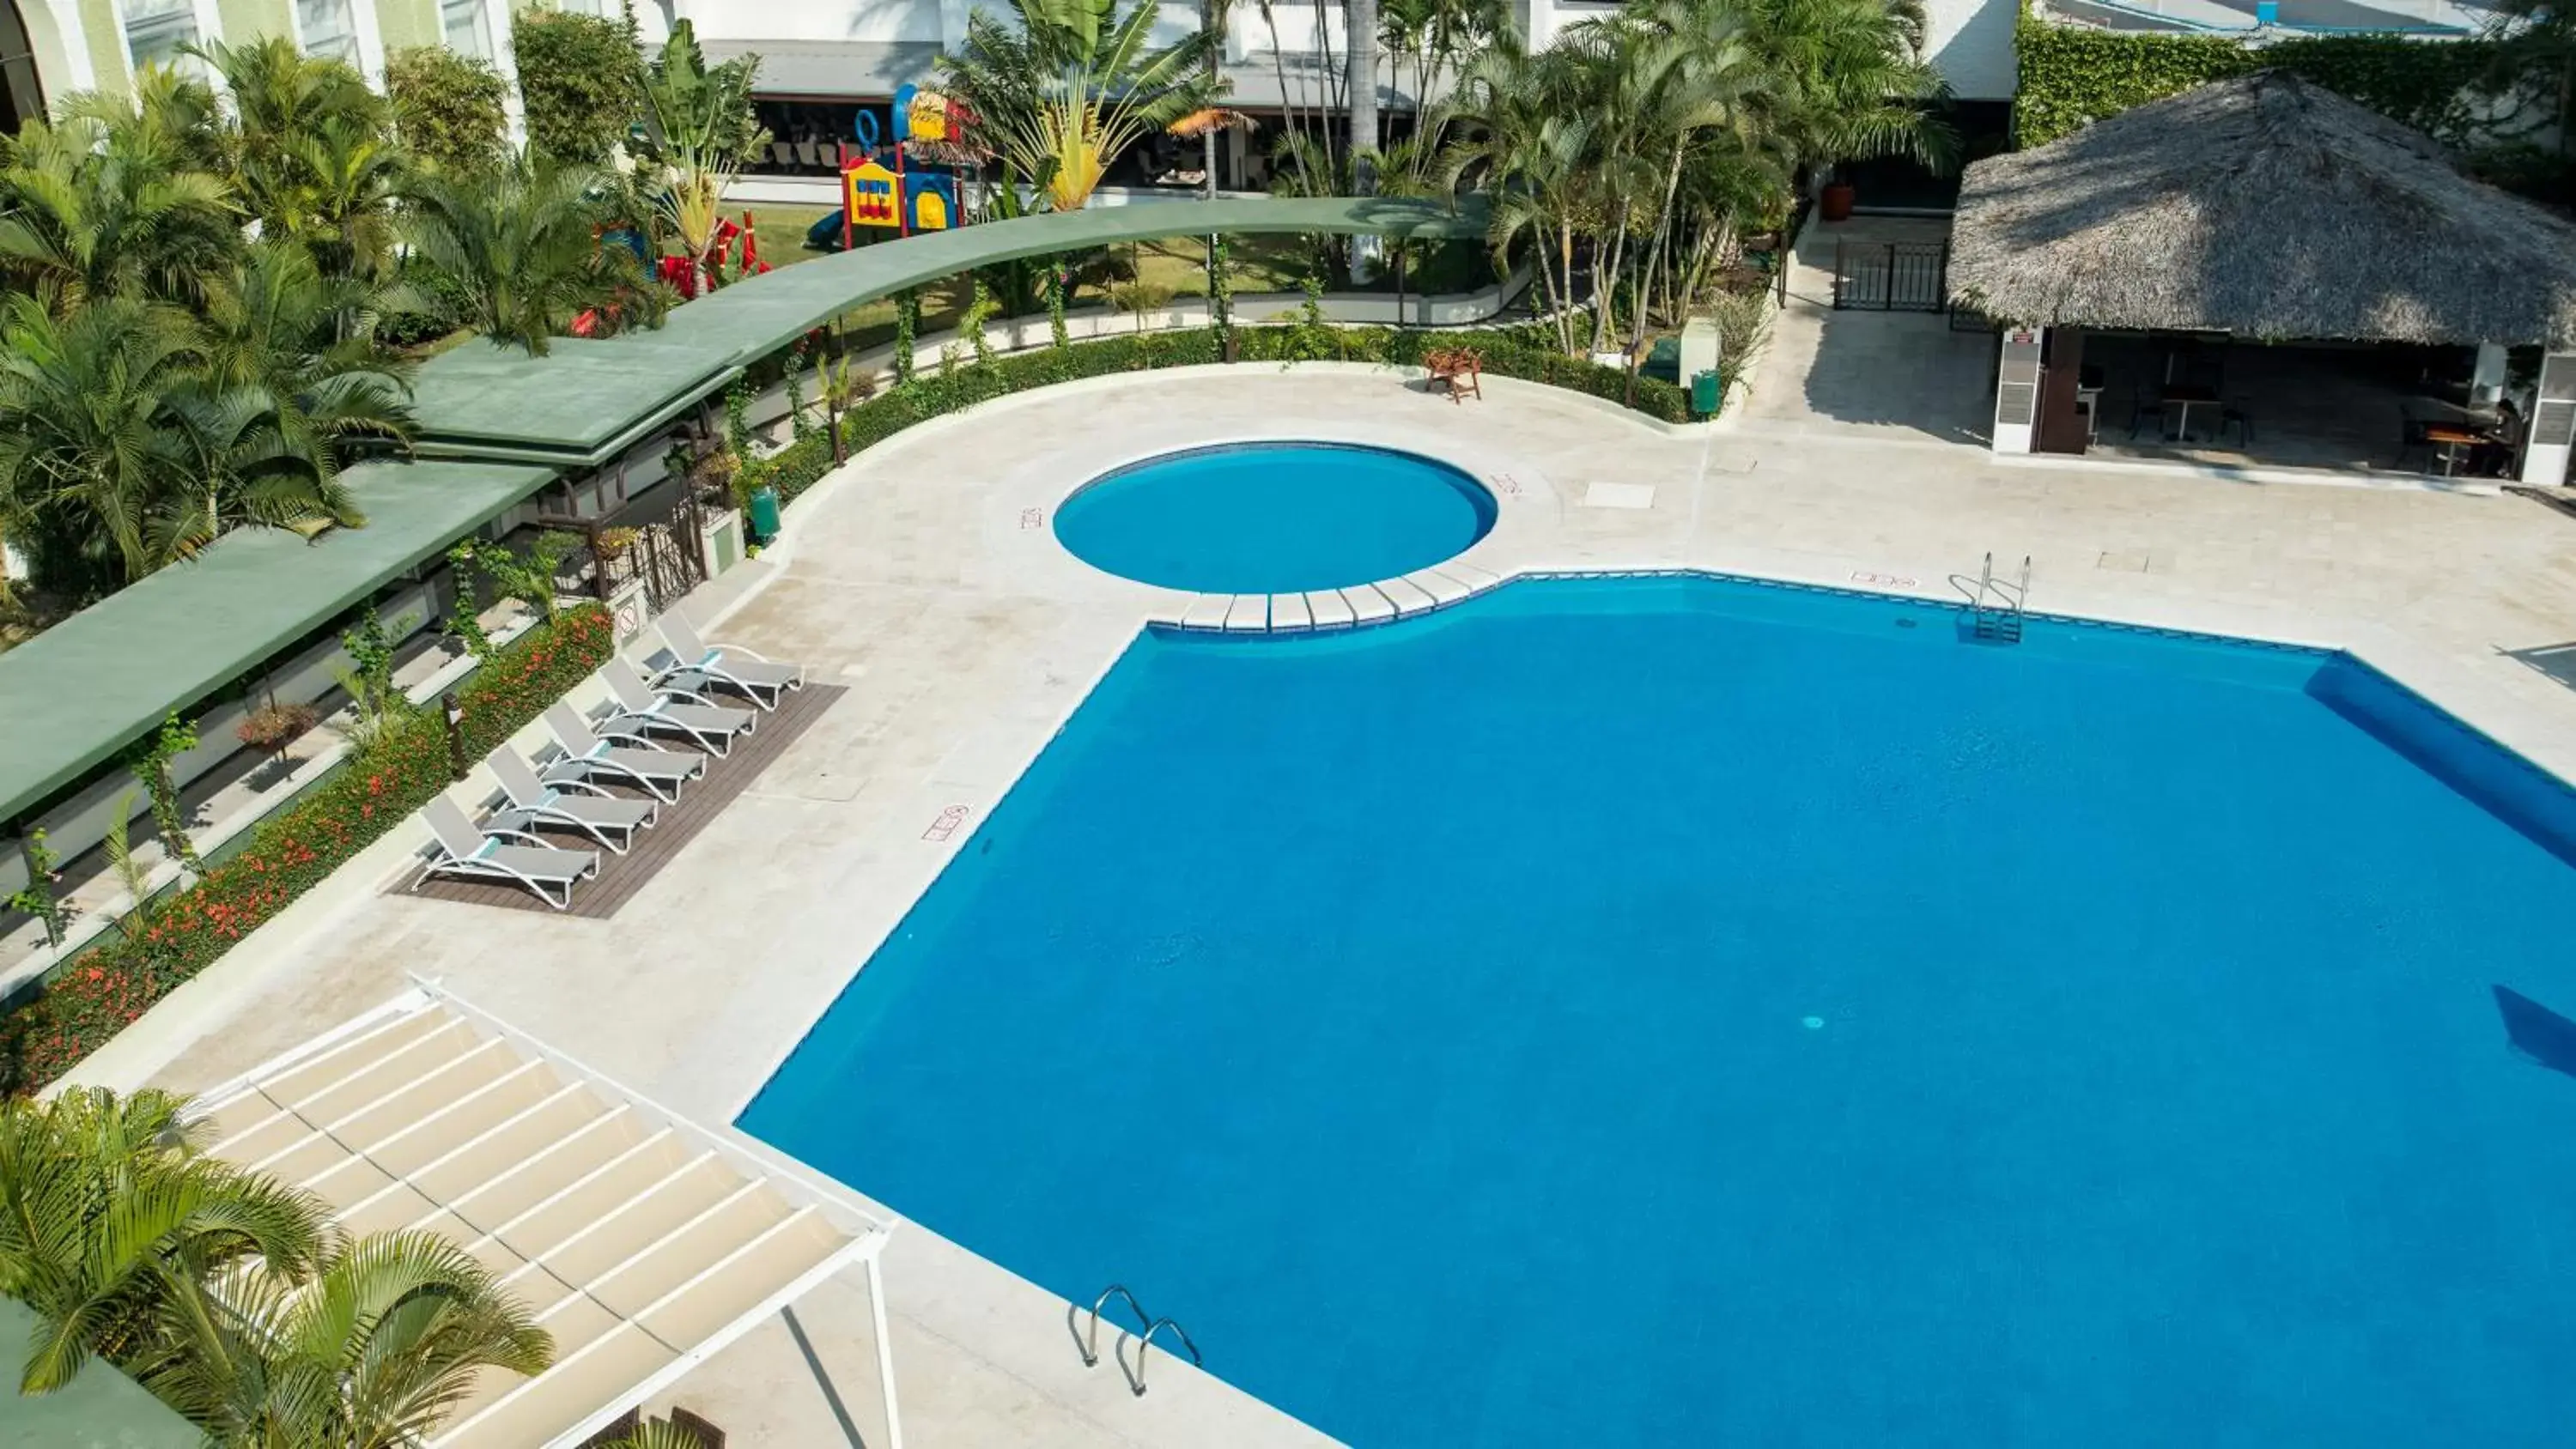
[1052,442,1496,593]
[742,577,2576,1446]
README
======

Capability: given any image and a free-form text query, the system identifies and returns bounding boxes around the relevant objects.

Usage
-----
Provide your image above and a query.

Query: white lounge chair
[415,796,599,911]
[650,615,805,712]
[488,749,658,855]
[599,658,756,758]
[543,702,706,803]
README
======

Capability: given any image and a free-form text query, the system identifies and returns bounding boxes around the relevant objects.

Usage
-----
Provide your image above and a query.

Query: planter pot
[1820,182,1856,222]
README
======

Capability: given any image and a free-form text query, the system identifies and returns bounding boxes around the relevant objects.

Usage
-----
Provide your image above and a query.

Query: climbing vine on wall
[5,830,65,947]
[1209,234,1234,349]
[894,289,920,384]
[121,713,203,876]
[2013,11,2504,149]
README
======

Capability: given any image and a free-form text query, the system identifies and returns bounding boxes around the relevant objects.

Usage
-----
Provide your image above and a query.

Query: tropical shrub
[755,324,1690,512]
[386,45,511,174]
[0,59,413,600]
[0,1086,552,1439]
[0,605,615,1094]
[512,6,641,166]
[403,156,655,355]
[937,0,1218,212]
[0,1087,324,1394]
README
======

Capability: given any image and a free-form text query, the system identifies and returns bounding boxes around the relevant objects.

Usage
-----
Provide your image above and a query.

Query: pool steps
[1160,561,1511,636]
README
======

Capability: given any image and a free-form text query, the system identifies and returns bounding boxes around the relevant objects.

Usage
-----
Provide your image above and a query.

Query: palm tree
[191,37,403,279]
[0,112,240,312]
[1743,0,1953,191]
[1,1088,552,1446]
[198,241,417,480]
[149,1229,552,1446]
[0,1088,323,1397]
[1597,0,1775,351]
[938,0,1220,212]
[632,20,769,282]
[58,63,231,176]
[0,294,211,589]
[1439,41,1592,352]
[0,294,366,590]
[403,155,645,355]
[1348,0,1382,185]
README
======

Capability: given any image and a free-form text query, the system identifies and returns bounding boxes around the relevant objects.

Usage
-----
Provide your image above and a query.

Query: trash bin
[1691,369,1722,417]
[747,485,782,544]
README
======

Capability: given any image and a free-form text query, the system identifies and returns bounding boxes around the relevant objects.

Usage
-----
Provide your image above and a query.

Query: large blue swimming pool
[1053,441,1496,593]
[741,576,2576,1446]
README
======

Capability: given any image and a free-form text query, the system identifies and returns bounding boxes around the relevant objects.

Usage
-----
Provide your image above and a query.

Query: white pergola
[191,980,904,1449]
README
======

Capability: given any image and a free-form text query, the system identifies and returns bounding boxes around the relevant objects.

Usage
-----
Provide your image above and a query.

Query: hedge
[764,324,1694,507]
[0,605,616,1094]
[2013,15,2502,149]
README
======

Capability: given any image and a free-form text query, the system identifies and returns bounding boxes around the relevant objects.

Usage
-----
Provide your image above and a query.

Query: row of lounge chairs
[411,615,807,910]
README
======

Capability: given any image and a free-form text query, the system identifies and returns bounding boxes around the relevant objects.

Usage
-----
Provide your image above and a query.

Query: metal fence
[1832,240,1949,312]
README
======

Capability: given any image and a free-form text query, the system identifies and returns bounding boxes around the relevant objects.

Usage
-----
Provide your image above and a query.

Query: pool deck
[78,362,2576,1447]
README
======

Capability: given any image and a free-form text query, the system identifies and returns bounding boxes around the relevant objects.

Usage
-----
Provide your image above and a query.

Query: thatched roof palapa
[1948,72,2576,347]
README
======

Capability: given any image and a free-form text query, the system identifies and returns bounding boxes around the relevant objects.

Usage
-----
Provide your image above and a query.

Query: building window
[121,0,199,74]
[295,0,361,64]
[440,0,493,60]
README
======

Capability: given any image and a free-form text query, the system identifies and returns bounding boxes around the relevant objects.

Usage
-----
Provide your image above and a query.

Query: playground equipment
[658,215,769,300]
[838,85,974,249]
[574,211,769,334]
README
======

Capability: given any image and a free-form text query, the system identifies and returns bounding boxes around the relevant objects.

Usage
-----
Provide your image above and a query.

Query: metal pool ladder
[1072,1284,1202,1397]
[1962,552,2031,644]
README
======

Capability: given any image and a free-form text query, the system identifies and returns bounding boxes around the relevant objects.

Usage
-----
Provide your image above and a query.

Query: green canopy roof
[404,334,737,464]
[408,195,1484,464]
[0,459,553,825]
[0,197,1477,826]
[0,1298,202,1448]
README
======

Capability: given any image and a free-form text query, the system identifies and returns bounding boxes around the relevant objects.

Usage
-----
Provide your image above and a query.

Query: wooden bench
[1425,347,1483,403]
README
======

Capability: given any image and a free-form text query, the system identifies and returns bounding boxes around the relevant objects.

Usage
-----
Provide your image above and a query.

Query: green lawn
[744,203,841,272]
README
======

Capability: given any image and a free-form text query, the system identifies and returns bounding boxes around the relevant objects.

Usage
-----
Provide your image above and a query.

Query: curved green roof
[0,196,1478,826]
[0,461,553,826]
[409,195,1484,464]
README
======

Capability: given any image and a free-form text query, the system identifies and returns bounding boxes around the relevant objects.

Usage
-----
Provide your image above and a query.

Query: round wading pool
[1052,442,1497,595]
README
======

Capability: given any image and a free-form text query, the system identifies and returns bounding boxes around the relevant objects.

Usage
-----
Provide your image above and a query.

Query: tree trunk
[1310,0,1341,184]
[1528,231,1559,317]
[1262,9,1305,185]
[1346,0,1380,281]
[1345,0,1376,168]
[1204,0,1224,197]
[1557,218,1577,354]
[1631,135,1689,353]
[1592,213,1631,355]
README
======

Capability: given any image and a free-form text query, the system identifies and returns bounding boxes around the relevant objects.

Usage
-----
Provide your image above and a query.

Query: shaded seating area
[190,983,902,1449]
[1951,72,2576,484]
[2079,334,2525,476]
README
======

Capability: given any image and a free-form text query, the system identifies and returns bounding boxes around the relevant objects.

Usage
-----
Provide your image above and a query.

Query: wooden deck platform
[407,683,844,919]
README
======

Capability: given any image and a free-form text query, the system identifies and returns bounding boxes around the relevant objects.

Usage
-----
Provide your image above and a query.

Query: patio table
[2421,423,2488,476]
[2162,385,2221,441]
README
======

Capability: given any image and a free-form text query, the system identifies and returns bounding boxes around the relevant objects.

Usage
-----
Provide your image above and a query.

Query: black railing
[1832,240,1948,313]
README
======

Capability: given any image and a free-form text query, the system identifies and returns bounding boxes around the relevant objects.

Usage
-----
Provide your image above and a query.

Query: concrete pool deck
[76,364,2576,1446]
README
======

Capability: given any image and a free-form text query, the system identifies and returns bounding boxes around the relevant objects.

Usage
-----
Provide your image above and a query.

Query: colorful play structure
[823,85,974,250]
[573,213,772,336]
[657,215,769,301]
